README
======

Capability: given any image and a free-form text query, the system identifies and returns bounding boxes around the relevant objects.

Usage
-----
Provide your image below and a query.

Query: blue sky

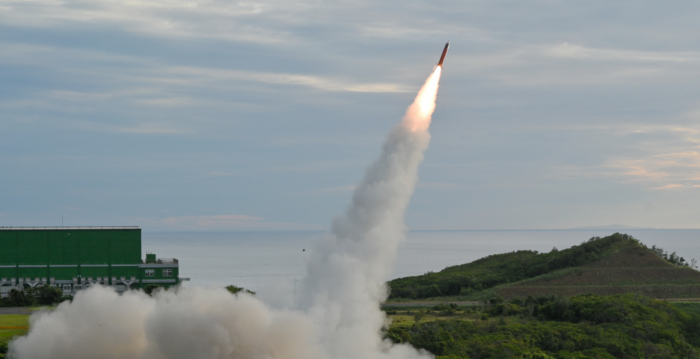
[2,0,700,230]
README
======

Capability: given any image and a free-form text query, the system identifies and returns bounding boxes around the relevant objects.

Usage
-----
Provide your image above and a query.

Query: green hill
[388,233,700,300]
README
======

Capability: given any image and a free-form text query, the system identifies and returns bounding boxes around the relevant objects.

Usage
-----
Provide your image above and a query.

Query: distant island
[570,225,658,230]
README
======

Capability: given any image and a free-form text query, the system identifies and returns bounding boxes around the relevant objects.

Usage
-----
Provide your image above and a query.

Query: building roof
[0,226,141,230]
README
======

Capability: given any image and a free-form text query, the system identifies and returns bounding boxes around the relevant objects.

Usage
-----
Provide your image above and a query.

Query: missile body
[437,42,450,67]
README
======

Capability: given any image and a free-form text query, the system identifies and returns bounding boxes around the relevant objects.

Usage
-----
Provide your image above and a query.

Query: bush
[433,304,450,311]
[505,303,523,316]
[7,289,33,307]
[225,285,256,295]
[391,294,700,359]
[459,287,473,296]
[426,284,442,297]
[28,285,63,305]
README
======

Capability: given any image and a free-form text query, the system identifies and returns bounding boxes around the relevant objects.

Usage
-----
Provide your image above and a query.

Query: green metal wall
[0,228,141,266]
[0,228,183,289]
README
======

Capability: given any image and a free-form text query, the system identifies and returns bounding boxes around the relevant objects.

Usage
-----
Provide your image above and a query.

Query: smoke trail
[299,67,441,359]
[8,67,443,359]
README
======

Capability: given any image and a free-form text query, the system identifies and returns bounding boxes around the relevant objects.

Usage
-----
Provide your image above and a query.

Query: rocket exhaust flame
[405,66,441,132]
[9,64,444,359]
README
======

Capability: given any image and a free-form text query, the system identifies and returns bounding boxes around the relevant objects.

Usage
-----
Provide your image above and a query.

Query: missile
[437,42,450,67]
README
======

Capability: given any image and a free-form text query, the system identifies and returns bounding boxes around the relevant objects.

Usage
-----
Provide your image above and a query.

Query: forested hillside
[388,233,699,300]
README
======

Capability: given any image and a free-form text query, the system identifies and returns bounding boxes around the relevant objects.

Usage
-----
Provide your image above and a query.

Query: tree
[7,289,33,307]
[27,285,63,305]
[144,284,161,295]
[651,245,666,257]
[225,285,256,295]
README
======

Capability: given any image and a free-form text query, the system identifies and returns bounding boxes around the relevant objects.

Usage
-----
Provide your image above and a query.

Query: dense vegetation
[0,285,67,307]
[385,294,700,358]
[388,233,695,300]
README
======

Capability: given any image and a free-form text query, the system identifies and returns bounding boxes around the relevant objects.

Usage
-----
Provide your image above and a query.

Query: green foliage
[225,285,256,295]
[143,284,161,295]
[27,285,63,305]
[388,233,642,299]
[386,294,700,359]
[2,289,33,307]
[650,245,695,267]
[673,302,700,316]
[414,310,426,322]
[0,285,73,307]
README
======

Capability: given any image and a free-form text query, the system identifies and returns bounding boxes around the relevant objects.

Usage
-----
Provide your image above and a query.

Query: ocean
[143,229,700,293]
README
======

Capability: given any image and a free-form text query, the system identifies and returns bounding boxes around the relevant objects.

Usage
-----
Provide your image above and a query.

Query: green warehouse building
[0,227,182,296]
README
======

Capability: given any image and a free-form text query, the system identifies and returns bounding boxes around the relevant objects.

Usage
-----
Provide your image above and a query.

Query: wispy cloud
[455,43,700,86]
[543,42,700,62]
[167,66,411,93]
[607,159,670,181]
[581,126,700,189]
[654,184,686,190]
[0,0,292,43]
[550,123,700,192]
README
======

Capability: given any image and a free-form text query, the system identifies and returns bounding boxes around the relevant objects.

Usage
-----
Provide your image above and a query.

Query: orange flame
[402,66,442,132]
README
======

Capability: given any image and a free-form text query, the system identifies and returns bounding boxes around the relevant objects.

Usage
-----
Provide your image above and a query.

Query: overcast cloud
[2,0,700,230]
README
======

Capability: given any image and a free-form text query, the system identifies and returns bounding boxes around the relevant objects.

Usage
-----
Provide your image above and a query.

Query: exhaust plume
[9,67,443,359]
[299,66,441,359]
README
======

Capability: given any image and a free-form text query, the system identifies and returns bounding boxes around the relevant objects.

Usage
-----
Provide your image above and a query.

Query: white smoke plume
[8,67,443,359]
[299,67,441,359]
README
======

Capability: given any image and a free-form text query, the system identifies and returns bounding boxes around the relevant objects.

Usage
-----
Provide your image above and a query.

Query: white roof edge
[0,226,141,230]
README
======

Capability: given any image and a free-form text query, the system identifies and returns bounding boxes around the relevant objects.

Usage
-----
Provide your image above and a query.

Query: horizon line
[139,227,700,232]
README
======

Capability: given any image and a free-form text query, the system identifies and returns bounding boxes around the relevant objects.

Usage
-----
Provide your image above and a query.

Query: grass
[388,313,472,327]
[0,314,30,344]
[0,315,29,328]
[29,306,54,311]
[385,306,482,328]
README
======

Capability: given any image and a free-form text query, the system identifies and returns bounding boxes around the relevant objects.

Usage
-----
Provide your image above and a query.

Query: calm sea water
[143,229,700,293]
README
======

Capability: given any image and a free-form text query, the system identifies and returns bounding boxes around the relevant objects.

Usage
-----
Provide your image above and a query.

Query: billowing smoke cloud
[10,286,317,359]
[8,67,442,359]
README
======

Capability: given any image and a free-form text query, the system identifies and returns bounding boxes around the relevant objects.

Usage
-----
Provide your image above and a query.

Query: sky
[2,0,700,231]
